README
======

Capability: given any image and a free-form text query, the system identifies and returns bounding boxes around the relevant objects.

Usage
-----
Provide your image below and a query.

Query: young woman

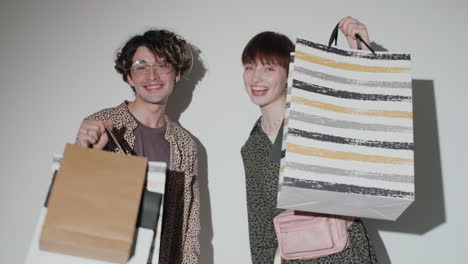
[241,17,378,264]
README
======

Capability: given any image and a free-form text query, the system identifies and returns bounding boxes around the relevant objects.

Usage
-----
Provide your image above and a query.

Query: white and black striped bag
[278,26,414,220]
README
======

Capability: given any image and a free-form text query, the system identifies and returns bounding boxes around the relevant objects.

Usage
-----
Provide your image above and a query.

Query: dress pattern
[241,118,378,264]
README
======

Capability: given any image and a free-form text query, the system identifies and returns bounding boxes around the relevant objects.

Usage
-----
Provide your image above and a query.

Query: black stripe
[44,171,58,207]
[137,190,163,231]
[283,177,414,199]
[293,79,412,102]
[288,128,414,150]
[296,38,411,61]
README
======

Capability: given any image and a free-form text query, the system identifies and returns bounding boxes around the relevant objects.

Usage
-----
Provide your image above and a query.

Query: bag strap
[328,22,376,55]
[104,124,125,154]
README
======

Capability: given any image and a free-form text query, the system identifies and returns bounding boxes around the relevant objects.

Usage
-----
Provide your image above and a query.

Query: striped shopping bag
[278,36,413,220]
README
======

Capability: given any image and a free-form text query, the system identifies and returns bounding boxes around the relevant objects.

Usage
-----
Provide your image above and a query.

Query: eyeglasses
[130,60,173,77]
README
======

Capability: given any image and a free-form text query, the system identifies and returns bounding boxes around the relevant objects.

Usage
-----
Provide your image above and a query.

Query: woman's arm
[339,16,371,51]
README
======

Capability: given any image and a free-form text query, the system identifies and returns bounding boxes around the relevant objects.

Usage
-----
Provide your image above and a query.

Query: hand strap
[328,22,376,54]
[104,124,125,154]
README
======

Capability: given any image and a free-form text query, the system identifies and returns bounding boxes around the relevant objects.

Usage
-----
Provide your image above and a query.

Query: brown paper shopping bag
[39,143,148,263]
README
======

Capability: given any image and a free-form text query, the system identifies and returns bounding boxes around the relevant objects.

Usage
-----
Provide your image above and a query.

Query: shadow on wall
[358,43,446,263]
[369,42,388,53]
[364,79,445,264]
[167,44,205,122]
[166,44,214,264]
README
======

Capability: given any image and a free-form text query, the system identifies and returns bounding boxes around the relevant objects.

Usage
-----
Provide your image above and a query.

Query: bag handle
[328,22,376,54]
[104,124,125,154]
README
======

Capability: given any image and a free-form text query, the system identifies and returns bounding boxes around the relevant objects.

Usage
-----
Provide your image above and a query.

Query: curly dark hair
[115,29,192,91]
[242,31,294,70]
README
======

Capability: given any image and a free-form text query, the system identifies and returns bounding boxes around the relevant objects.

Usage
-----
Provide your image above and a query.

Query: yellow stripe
[284,118,289,127]
[291,96,412,119]
[295,50,410,73]
[287,143,413,165]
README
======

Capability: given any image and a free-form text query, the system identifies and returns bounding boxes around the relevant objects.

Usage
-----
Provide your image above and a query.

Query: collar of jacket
[249,117,284,165]
[269,121,284,165]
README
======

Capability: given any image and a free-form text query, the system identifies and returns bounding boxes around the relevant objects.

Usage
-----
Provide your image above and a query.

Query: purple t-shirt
[133,121,170,167]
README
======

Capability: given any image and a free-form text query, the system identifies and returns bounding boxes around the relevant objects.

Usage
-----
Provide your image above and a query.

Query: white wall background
[1,0,466,263]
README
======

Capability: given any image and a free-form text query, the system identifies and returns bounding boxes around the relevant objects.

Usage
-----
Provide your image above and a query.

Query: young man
[76,29,199,264]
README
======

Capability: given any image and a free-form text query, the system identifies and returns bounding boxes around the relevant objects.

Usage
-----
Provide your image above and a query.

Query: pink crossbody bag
[273,210,355,260]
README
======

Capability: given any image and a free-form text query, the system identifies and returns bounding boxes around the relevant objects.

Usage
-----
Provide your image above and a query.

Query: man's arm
[182,143,201,264]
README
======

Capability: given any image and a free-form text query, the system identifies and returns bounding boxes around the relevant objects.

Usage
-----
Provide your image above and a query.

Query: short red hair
[241,31,294,70]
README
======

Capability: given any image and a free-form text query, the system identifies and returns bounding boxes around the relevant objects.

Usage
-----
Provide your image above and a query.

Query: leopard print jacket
[241,118,378,264]
[81,102,200,264]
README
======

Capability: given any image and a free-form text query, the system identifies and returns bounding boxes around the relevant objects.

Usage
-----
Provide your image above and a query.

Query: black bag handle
[328,22,376,54]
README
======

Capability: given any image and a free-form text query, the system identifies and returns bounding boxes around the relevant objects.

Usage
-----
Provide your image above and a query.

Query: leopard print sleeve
[182,142,201,264]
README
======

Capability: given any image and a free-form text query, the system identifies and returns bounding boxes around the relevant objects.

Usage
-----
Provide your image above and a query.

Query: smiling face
[243,60,288,107]
[127,46,180,106]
